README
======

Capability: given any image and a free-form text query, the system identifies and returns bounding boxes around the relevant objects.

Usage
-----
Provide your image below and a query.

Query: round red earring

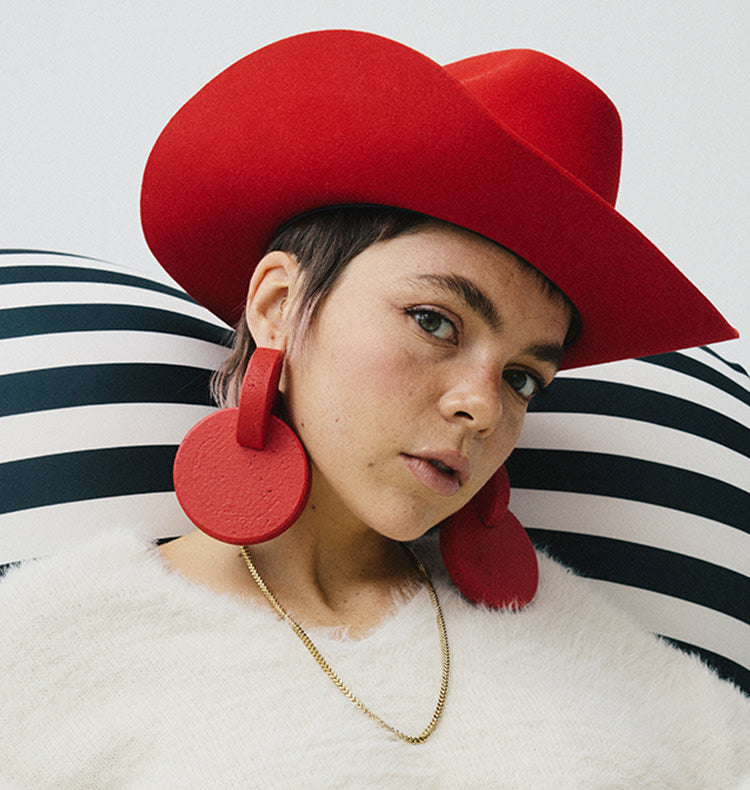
[173,347,310,544]
[439,466,539,609]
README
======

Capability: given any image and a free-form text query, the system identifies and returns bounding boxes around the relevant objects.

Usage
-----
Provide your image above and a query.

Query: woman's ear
[244,251,299,349]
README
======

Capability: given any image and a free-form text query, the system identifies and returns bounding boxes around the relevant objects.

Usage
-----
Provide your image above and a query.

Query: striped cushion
[509,348,750,691]
[0,251,231,563]
[2,252,748,693]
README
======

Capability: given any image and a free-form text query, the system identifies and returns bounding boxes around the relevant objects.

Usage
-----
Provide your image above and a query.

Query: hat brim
[141,30,737,369]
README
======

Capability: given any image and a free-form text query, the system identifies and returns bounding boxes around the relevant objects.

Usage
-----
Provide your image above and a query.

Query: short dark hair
[211,206,579,407]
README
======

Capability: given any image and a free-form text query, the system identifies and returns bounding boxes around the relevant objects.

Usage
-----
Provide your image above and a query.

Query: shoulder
[422,536,724,673]
[419,535,749,708]
[0,529,170,680]
[0,528,277,690]
[0,528,282,782]
[1,527,146,600]
[436,544,744,700]
[0,527,277,641]
[420,540,750,781]
[1,528,167,618]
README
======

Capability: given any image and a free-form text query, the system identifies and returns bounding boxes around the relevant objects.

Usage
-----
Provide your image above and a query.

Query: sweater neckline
[137,530,440,647]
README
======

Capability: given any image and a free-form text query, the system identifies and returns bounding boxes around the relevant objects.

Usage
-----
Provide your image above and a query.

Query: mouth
[428,458,455,475]
[401,451,471,497]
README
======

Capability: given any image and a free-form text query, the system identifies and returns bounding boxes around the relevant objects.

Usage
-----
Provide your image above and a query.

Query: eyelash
[503,369,546,402]
[405,307,459,344]
[405,306,547,403]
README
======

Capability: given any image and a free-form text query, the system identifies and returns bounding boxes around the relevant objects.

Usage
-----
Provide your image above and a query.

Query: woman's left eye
[504,369,543,401]
[407,308,458,342]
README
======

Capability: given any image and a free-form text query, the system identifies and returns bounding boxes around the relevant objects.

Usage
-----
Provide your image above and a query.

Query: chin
[380,524,434,544]
[361,502,447,544]
[311,469,456,543]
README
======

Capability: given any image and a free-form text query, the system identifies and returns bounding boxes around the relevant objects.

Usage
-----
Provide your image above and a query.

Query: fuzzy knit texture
[1,527,748,788]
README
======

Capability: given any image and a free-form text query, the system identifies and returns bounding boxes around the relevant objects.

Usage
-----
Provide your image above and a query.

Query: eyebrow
[413,273,565,371]
[414,274,502,331]
[523,342,565,371]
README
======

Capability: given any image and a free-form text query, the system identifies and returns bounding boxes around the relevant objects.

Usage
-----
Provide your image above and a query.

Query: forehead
[327,222,572,340]
[340,222,553,301]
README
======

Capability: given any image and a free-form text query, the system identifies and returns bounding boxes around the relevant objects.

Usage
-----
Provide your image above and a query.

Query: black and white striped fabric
[509,348,750,692]
[2,253,748,693]
[0,251,231,565]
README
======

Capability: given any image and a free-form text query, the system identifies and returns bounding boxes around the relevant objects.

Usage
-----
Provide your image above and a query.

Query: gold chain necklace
[240,544,450,744]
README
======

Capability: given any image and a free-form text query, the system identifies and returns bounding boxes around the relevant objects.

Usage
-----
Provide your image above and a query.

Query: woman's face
[283,223,571,542]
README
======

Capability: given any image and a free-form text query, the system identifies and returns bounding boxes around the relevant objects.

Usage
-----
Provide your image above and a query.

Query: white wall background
[3,0,747,366]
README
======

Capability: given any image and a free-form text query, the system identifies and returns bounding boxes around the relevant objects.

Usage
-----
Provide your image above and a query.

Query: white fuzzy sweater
[1,529,748,788]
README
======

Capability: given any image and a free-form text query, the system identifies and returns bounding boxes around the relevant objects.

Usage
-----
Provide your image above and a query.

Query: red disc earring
[439,466,539,609]
[173,347,310,544]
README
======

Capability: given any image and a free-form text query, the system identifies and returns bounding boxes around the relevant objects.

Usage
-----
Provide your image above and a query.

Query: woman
[1,30,747,787]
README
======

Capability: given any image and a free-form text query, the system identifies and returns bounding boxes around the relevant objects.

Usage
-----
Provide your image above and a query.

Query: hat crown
[142,30,736,367]
[446,50,622,205]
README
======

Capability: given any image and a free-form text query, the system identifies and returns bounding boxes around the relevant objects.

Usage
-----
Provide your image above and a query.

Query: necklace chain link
[240,544,450,744]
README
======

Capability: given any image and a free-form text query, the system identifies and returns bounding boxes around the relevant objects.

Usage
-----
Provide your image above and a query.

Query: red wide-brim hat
[141,30,737,369]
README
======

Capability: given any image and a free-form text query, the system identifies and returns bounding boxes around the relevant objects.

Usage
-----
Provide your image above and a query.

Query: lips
[401,449,471,497]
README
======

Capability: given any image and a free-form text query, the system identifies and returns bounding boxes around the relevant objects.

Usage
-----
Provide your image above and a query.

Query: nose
[438,367,502,435]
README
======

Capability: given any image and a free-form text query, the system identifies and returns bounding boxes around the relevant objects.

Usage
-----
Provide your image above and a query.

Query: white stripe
[2,330,230,375]
[558,358,748,424]
[0,280,229,327]
[517,412,749,492]
[585,579,750,673]
[510,488,750,577]
[0,403,216,464]
[0,493,194,565]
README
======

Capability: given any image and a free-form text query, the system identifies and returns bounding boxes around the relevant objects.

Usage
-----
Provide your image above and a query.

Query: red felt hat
[141,30,737,369]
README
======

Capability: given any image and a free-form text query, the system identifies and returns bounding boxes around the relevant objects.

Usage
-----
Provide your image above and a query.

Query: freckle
[367,462,375,468]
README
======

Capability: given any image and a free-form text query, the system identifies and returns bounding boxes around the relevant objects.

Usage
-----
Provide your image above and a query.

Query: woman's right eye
[406,307,458,343]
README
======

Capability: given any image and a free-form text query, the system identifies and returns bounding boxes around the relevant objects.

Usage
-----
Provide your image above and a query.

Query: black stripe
[0,303,232,345]
[0,363,214,416]
[661,637,749,696]
[0,263,195,304]
[698,346,749,377]
[528,529,749,624]
[507,449,749,532]
[0,445,178,514]
[529,380,750,458]
[638,352,750,406]
[0,561,22,579]
[155,536,181,546]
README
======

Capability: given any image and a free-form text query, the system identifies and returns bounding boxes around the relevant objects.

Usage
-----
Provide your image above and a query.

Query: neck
[159,469,423,634]
[246,474,416,629]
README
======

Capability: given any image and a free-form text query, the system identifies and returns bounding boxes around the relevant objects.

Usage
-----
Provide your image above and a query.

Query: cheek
[476,408,527,482]
[507,406,528,445]
[286,322,421,452]
[317,310,425,408]
[331,345,426,442]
